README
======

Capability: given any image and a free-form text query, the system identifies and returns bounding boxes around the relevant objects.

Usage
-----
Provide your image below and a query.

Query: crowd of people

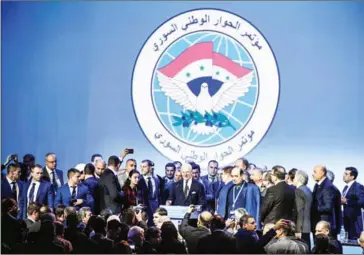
[1,150,364,254]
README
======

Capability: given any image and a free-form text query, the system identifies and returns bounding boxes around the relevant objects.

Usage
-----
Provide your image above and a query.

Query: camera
[126,148,134,154]
[10,154,18,162]
[133,204,146,214]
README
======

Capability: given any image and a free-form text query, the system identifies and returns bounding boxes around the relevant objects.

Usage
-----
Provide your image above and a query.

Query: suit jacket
[216,181,234,219]
[42,167,64,188]
[1,178,24,204]
[54,183,94,209]
[168,179,206,207]
[295,185,312,234]
[332,184,343,236]
[311,178,338,233]
[235,228,276,254]
[201,175,221,210]
[178,212,211,254]
[83,177,100,213]
[196,230,236,254]
[161,176,175,204]
[261,181,296,225]
[19,180,54,219]
[343,181,364,239]
[98,168,124,214]
[91,233,114,254]
[138,175,162,226]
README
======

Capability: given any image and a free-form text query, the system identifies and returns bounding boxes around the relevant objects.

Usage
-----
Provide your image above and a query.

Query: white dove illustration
[157,70,254,135]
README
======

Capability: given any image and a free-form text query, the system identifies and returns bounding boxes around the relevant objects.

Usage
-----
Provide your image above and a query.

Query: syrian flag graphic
[157,42,253,135]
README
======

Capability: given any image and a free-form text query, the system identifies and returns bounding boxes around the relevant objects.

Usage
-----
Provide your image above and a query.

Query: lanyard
[232,182,245,210]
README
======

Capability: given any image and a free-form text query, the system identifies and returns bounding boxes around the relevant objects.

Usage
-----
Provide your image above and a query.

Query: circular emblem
[132,8,279,166]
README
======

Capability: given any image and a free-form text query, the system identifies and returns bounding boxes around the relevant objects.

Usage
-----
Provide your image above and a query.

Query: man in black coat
[99,156,124,214]
[311,165,338,238]
[260,165,296,225]
[196,215,236,254]
[167,163,206,208]
[179,205,212,254]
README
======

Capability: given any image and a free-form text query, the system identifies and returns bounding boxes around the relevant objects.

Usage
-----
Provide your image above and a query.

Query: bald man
[311,165,339,239]
[167,163,206,207]
[179,205,212,254]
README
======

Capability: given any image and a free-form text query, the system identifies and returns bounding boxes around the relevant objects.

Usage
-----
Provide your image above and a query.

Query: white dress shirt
[318,177,327,186]
[27,180,40,205]
[183,178,192,196]
[46,166,61,187]
[343,180,355,197]
[6,177,19,202]
[68,183,78,197]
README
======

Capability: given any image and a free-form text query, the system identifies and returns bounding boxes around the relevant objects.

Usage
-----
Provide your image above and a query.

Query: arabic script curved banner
[132,8,280,166]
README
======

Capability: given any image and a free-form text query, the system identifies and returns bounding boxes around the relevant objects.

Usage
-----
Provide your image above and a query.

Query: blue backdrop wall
[2,1,364,191]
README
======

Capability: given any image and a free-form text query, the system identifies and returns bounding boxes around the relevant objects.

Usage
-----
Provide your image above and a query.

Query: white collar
[318,177,327,186]
[31,180,40,184]
[346,180,355,189]
[6,177,16,185]
[184,178,192,186]
[46,166,56,174]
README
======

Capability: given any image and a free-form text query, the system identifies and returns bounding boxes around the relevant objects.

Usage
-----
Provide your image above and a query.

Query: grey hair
[78,207,91,220]
[294,170,309,186]
[326,170,335,182]
[234,207,249,222]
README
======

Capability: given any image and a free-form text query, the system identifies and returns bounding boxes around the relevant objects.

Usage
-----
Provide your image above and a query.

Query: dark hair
[208,160,219,166]
[314,234,330,254]
[93,216,106,235]
[45,152,55,158]
[121,208,135,226]
[55,205,66,218]
[23,154,35,161]
[67,168,80,179]
[142,159,154,167]
[239,215,254,228]
[116,222,130,242]
[161,221,178,240]
[210,215,225,231]
[345,167,358,180]
[165,163,176,170]
[155,207,168,216]
[126,159,136,165]
[276,219,295,236]
[223,166,234,174]
[91,153,102,162]
[288,168,297,182]
[191,162,201,172]
[84,163,95,175]
[54,221,64,236]
[122,170,140,189]
[272,165,286,180]
[31,164,43,171]
[108,156,121,167]
[27,202,41,216]
[146,227,161,241]
[173,161,182,166]
[7,163,20,174]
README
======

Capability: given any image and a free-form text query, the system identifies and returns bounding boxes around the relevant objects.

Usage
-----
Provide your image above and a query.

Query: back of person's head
[288,168,297,182]
[117,222,130,242]
[275,219,295,237]
[315,234,330,254]
[40,205,52,216]
[272,165,286,181]
[55,205,66,220]
[64,206,77,218]
[198,211,213,228]
[122,208,135,226]
[27,202,41,217]
[100,208,113,222]
[146,227,161,244]
[40,212,56,223]
[84,163,95,175]
[160,221,178,240]
[210,215,225,231]
[155,207,168,216]
[326,170,335,182]
[66,214,79,228]
[93,216,106,235]
[112,240,132,254]
[294,170,309,186]
[128,226,144,244]
[39,221,56,241]
[108,155,121,168]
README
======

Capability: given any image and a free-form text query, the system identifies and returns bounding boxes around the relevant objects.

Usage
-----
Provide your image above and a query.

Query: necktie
[29,183,36,202]
[147,177,154,199]
[184,181,189,198]
[11,182,17,200]
[71,186,77,200]
[343,185,349,197]
[52,171,56,185]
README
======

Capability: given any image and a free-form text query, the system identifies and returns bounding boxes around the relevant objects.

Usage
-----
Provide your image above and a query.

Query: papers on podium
[160,205,200,219]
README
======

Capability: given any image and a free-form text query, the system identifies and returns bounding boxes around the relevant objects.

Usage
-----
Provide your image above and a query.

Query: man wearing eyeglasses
[42,153,64,191]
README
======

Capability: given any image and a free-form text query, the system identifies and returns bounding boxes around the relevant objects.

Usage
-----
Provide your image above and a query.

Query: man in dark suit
[261,165,296,225]
[83,163,100,214]
[138,159,163,226]
[311,165,338,238]
[293,170,313,250]
[196,215,236,253]
[315,220,343,254]
[1,163,24,205]
[54,168,94,210]
[99,156,124,214]
[167,163,206,208]
[42,153,64,191]
[201,160,221,211]
[19,164,54,219]
[341,167,364,240]
[161,163,176,204]
[179,205,212,254]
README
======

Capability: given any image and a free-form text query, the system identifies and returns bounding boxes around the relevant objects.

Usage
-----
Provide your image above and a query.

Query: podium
[160,205,200,229]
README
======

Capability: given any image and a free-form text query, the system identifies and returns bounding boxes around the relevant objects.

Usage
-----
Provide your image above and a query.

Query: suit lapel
[346,182,356,198]
[36,182,43,201]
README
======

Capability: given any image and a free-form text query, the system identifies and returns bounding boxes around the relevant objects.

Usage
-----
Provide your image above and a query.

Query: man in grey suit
[293,170,312,250]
